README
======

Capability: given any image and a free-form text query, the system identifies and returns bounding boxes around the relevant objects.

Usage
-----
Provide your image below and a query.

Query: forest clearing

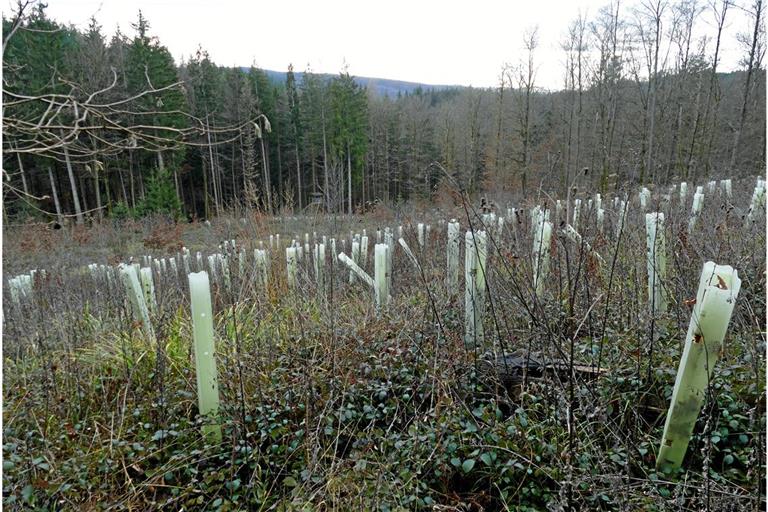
[2,0,766,509]
[3,178,766,510]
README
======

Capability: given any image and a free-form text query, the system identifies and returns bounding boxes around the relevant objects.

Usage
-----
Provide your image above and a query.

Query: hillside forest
[2,1,765,222]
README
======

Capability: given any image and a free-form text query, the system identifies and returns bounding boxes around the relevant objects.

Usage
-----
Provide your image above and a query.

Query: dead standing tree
[504,26,539,197]
[729,0,765,171]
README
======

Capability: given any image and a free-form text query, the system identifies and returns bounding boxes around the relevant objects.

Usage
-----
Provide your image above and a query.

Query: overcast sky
[38,0,753,90]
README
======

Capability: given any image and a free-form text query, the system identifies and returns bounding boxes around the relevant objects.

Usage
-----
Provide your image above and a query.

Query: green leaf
[462,459,476,473]
[283,476,298,487]
[21,484,33,503]
[31,457,50,471]
[450,457,461,467]
[480,453,493,466]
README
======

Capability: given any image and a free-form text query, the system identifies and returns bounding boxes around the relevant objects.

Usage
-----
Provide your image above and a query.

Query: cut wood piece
[479,351,608,398]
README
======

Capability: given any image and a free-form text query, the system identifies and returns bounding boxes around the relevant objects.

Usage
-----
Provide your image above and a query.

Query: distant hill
[244,68,750,97]
[250,68,463,97]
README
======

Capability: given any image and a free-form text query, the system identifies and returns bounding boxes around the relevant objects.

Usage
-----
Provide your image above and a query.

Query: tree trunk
[118,168,128,205]
[646,16,661,182]
[94,170,102,221]
[698,0,729,180]
[104,164,112,213]
[522,87,532,196]
[129,150,136,209]
[347,141,352,215]
[363,155,367,207]
[684,74,705,179]
[63,146,84,224]
[322,109,330,211]
[203,158,210,219]
[260,136,271,212]
[230,141,237,208]
[174,168,181,211]
[385,132,390,203]
[16,152,29,197]
[295,144,302,210]
[213,129,224,211]
[729,0,762,171]
[79,174,89,214]
[494,75,505,186]
[48,166,63,223]
[138,169,145,201]
[575,19,585,178]
[207,120,221,215]
[276,132,283,210]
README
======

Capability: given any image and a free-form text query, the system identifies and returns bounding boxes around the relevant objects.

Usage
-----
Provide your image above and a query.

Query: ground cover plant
[3,179,766,511]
